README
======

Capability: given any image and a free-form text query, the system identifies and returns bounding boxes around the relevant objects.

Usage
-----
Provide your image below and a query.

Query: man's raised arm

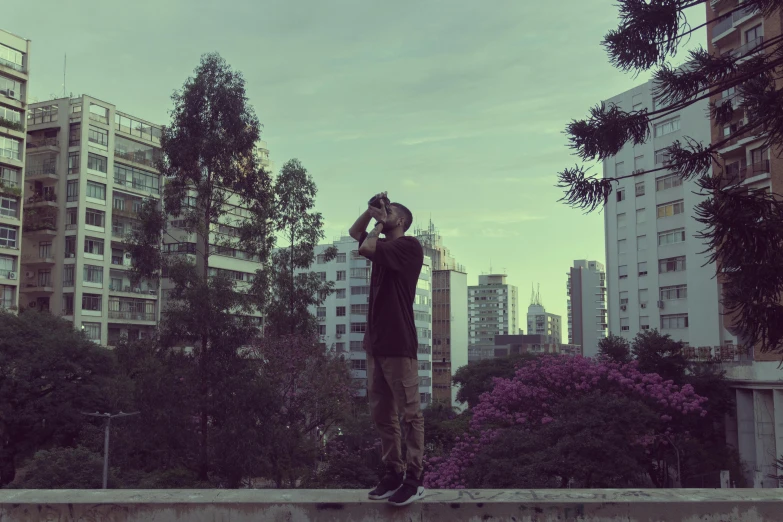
[349,209,372,241]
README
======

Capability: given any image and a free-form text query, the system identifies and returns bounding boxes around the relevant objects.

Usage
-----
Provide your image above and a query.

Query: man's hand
[368,203,387,223]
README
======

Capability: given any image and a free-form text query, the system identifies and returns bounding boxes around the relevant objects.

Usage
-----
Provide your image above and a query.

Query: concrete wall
[2,489,783,521]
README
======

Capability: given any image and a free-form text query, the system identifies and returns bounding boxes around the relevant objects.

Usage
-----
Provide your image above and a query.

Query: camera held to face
[368,194,390,210]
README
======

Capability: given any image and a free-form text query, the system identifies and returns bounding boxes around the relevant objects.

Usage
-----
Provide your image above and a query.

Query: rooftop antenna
[63,54,66,98]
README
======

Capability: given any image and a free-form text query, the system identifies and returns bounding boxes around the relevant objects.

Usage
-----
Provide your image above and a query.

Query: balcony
[724,36,764,62]
[108,310,156,322]
[0,147,21,163]
[25,165,58,181]
[108,284,159,298]
[0,117,24,133]
[21,254,56,267]
[25,138,59,153]
[25,192,57,207]
[20,283,54,294]
[724,159,770,185]
[22,207,57,235]
[113,175,160,195]
[0,180,21,198]
[112,206,140,219]
[712,5,758,41]
[114,149,161,170]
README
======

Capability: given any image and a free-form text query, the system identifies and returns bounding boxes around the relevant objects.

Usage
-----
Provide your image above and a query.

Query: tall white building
[468,273,519,352]
[20,95,162,345]
[603,81,735,347]
[566,260,607,357]
[0,29,31,312]
[305,237,433,407]
[526,284,562,343]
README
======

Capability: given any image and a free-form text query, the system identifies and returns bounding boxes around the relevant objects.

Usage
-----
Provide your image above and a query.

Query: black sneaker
[387,474,425,507]
[368,470,404,500]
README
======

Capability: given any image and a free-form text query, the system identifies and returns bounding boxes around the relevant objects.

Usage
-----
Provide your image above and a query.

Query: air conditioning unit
[7,90,14,98]
[124,252,132,259]
[133,287,141,293]
[124,286,131,292]
[8,272,16,279]
[148,289,156,295]
[620,304,627,311]
[640,303,647,309]
[66,253,75,258]
[657,300,665,309]
[336,333,342,339]
[28,301,36,308]
[24,271,35,279]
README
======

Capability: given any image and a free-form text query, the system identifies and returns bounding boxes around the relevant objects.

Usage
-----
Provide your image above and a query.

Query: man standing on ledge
[349,191,425,507]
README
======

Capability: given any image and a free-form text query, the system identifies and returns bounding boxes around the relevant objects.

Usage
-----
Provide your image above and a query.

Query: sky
[6,0,707,337]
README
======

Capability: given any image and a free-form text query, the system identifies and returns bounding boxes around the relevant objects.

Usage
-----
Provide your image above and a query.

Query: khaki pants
[367,355,425,479]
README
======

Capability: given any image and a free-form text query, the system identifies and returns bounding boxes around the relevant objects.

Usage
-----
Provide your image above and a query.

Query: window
[0,225,17,248]
[83,265,103,283]
[661,314,688,329]
[0,105,21,126]
[88,126,108,146]
[0,166,19,187]
[63,265,74,286]
[316,306,326,318]
[616,188,625,202]
[620,291,629,305]
[0,255,13,274]
[115,114,161,143]
[38,241,52,258]
[351,304,369,315]
[84,237,104,255]
[37,270,51,287]
[0,136,21,160]
[89,104,108,124]
[658,228,686,246]
[68,152,80,175]
[0,75,22,101]
[82,322,101,341]
[336,270,346,281]
[656,200,684,218]
[336,253,346,263]
[618,265,628,279]
[316,254,326,264]
[660,284,688,300]
[69,123,81,146]
[317,324,326,335]
[0,197,17,218]
[114,164,160,194]
[639,288,649,304]
[615,162,625,176]
[86,181,106,200]
[656,173,682,191]
[746,24,763,43]
[654,149,672,165]
[750,146,769,167]
[637,235,647,251]
[82,293,102,311]
[317,271,326,281]
[85,209,105,227]
[638,261,648,276]
[350,341,363,351]
[336,306,346,317]
[0,285,14,309]
[636,208,646,224]
[113,196,125,210]
[632,94,643,111]
[654,117,680,137]
[618,239,627,254]
[62,294,74,314]
[635,181,645,197]
[336,324,346,334]
[640,316,650,330]
[350,322,367,333]
[620,318,630,331]
[67,180,79,202]
[336,288,346,298]
[634,155,644,171]
[350,359,367,370]
[659,255,686,273]
[87,153,107,173]
[351,286,370,295]
[617,213,626,228]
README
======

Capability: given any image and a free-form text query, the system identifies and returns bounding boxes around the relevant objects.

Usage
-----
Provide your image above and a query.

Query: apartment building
[305,237,433,406]
[566,259,607,357]
[414,220,468,410]
[19,96,161,344]
[0,30,31,312]
[706,0,783,488]
[526,285,562,343]
[468,273,519,359]
[603,82,735,348]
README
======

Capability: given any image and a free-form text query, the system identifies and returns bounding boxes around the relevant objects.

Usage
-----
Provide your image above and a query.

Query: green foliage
[0,117,23,132]
[0,183,21,198]
[7,446,120,489]
[262,159,337,337]
[631,329,688,382]
[0,310,117,487]
[423,403,470,458]
[597,333,632,364]
[452,353,536,408]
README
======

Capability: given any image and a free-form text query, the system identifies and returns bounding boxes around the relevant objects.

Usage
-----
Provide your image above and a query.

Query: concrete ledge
[2,488,783,521]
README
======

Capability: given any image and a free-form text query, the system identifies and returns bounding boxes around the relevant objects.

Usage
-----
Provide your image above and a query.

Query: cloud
[402,178,420,188]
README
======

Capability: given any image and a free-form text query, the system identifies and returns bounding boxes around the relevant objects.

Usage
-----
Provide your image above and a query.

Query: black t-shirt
[358,232,424,359]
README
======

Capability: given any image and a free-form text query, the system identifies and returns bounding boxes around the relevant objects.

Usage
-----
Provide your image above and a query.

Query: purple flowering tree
[425,355,707,489]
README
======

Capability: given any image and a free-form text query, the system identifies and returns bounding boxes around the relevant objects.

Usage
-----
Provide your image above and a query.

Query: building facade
[602,82,735,348]
[0,29,31,312]
[306,237,433,407]
[566,259,607,358]
[468,273,519,356]
[415,220,468,410]
[526,285,562,343]
[21,95,162,345]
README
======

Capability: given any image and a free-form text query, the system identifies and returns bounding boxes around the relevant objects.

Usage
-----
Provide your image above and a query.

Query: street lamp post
[664,433,681,488]
[80,411,140,489]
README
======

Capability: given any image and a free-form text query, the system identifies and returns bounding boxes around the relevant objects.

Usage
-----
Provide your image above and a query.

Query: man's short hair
[391,202,413,232]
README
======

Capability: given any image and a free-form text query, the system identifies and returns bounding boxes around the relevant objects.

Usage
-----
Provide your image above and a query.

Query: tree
[263,158,337,337]
[0,310,117,486]
[128,52,276,481]
[7,446,120,489]
[556,0,783,353]
[631,329,689,382]
[452,353,536,408]
[598,333,632,364]
[426,355,708,489]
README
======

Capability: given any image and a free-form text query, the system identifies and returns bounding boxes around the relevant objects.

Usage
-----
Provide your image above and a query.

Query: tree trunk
[289,230,295,335]
[198,199,212,482]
